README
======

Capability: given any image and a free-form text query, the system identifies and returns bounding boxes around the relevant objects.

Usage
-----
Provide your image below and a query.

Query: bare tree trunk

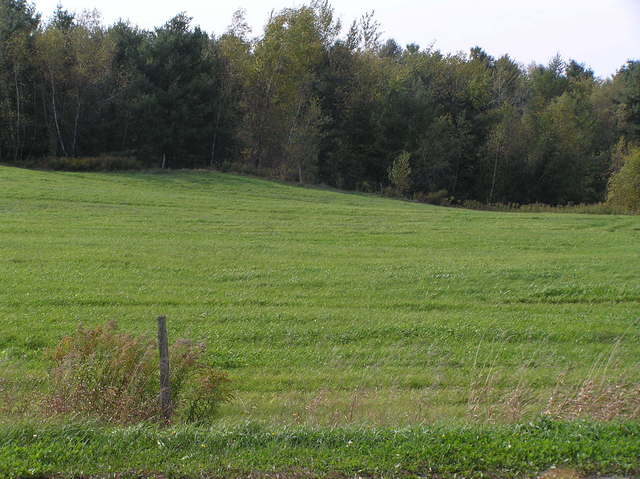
[42,83,56,155]
[210,127,218,167]
[488,156,498,204]
[210,108,222,168]
[288,95,304,183]
[488,141,501,204]
[72,94,80,157]
[121,116,129,150]
[451,162,460,197]
[287,96,304,147]
[14,68,21,162]
[254,57,282,169]
[49,69,67,156]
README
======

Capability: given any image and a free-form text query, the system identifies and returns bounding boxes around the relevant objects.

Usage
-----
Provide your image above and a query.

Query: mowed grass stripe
[0,166,638,424]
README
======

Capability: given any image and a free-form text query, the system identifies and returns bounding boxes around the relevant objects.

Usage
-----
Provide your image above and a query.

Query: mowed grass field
[1,166,639,425]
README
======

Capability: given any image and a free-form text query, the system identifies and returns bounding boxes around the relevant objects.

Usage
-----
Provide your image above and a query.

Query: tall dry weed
[45,321,231,424]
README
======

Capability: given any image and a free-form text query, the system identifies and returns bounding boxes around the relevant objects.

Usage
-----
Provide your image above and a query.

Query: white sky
[33,0,639,79]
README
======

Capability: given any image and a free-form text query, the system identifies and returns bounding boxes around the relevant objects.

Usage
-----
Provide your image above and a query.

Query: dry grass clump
[542,338,640,421]
[544,376,640,421]
[464,336,640,423]
[45,321,231,424]
[465,375,640,423]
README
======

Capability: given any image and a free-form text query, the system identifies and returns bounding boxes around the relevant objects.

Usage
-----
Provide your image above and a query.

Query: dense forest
[1,0,639,205]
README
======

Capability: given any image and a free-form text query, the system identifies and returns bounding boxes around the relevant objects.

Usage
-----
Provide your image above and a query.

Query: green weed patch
[1,419,638,478]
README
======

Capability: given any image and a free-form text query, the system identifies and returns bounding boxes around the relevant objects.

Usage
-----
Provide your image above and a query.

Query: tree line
[1,0,638,205]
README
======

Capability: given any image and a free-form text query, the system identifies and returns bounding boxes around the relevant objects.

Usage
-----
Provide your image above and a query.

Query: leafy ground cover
[1,166,639,425]
[1,419,639,478]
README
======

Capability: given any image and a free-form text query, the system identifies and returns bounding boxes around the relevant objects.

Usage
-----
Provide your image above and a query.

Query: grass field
[2,166,640,477]
[1,166,639,426]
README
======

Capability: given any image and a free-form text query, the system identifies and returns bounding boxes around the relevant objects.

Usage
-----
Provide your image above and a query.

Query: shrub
[414,189,451,206]
[382,185,397,197]
[46,155,142,171]
[607,146,640,212]
[388,151,412,197]
[45,322,231,424]
[356,181,376,193]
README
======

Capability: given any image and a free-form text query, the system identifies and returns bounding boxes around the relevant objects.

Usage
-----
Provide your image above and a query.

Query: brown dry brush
[544,338,640,421]
[544,375,640,421]
[466,376,640,423]
[464,335,640,422]
[467,358,640,423]
[45,321,232,424]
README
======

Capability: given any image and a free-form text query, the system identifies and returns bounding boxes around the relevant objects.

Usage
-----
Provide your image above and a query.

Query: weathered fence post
[157,315,172,423]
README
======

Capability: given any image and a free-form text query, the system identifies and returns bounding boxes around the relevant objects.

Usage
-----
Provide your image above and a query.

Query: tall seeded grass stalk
[466,335,639,423]
[545,338,640,420]
[45,322,232,424]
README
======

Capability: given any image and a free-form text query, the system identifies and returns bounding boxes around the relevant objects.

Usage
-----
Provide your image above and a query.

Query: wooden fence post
[157,315,172,423]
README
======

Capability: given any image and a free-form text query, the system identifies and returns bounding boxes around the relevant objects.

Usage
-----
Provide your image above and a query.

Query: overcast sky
[32,0,639,79]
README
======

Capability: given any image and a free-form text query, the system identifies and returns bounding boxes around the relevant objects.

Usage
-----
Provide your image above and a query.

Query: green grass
[1,166,639,427]
[2,419,639,478]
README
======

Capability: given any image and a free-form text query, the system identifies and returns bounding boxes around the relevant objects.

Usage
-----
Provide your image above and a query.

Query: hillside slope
[1,166,639,424]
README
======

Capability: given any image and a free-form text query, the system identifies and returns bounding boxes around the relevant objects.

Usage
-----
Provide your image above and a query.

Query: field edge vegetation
[2,1,640,208]
[1,418,639,478]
